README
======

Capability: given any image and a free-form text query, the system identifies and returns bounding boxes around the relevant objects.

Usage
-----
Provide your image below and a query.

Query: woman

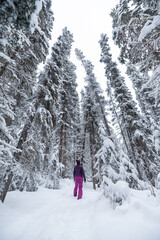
[73,160,86,200]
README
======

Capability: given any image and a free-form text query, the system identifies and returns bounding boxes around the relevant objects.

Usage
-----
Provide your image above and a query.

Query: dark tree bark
[0,171,13,203]
[90,121,96,190]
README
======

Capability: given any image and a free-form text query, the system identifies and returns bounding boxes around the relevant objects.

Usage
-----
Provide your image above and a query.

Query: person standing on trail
[73,160,86,200]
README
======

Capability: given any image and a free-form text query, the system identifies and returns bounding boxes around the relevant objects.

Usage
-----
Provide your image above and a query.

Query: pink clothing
[74,177,83,200]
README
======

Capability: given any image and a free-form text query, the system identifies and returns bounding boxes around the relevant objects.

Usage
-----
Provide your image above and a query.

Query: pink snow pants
[74,177,83,200]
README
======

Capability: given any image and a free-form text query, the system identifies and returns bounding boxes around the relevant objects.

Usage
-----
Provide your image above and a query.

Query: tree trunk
[90,121,96,190]
[0,171,13,203]
[59,112,65,165]
[59,124,64,164]
[62,126,67,178]
[73,136,76,166]
[81,126,86,164]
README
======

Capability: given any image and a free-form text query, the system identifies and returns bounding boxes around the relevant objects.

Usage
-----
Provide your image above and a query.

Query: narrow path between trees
[0,180,160,240]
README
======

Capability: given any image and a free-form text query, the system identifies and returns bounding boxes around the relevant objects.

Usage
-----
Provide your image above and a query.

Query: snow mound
[102,177,130,208]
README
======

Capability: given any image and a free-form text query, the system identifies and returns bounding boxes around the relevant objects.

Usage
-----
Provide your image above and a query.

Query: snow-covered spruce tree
[53,28,80,178]
[95,120,142,208]
[12,0,54,190]
[75,49,113,188]
[78,90,89,165]
[99,34,160,187]
[18,43,61,190]
[80,84,100,189]
[22,28,80,185]
[75,49,139,194]
[110,0,160,124]
[12,26,74,191]
[61,60,80,178]
[0,0,54,202]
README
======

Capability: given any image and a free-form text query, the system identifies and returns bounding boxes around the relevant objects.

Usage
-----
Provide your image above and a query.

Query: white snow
[138,15,160,42]
[30,0,43,33]
[0,39,9,47]
[102,177,130,207]
[0,179,160,240]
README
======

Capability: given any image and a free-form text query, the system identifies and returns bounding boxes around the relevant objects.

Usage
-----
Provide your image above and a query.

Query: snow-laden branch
[0,140,22,152]
[138,15,160,42]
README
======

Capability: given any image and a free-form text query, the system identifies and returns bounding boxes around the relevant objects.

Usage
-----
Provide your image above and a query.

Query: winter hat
[76,160,80,165]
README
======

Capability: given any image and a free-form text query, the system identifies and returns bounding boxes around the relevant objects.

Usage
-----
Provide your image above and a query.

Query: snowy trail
[0,179,160,240]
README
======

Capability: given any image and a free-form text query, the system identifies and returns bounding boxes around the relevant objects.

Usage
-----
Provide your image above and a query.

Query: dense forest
[0,0,160,205]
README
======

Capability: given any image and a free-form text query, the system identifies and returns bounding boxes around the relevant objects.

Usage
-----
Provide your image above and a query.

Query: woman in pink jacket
[73,160,86,200]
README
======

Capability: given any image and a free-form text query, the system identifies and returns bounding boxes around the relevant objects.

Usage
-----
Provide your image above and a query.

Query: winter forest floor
[0,179,160,240]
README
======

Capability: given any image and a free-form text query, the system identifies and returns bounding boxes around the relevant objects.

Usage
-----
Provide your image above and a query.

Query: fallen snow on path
[0,179,160,240]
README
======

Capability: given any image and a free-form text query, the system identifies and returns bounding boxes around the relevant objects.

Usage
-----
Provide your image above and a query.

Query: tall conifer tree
[75,49,137,190]
[99,34,159,187]
[0,0,54,202]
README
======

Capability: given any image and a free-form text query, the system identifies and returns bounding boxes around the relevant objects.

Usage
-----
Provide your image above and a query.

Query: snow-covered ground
[0,179,160,240]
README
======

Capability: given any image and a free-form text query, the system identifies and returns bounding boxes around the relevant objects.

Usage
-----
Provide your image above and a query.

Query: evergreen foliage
[99,33,159,187]
[0,0,54,201]
[48,28,80,178]
[75,49,139,191]
[111,0,160,124]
